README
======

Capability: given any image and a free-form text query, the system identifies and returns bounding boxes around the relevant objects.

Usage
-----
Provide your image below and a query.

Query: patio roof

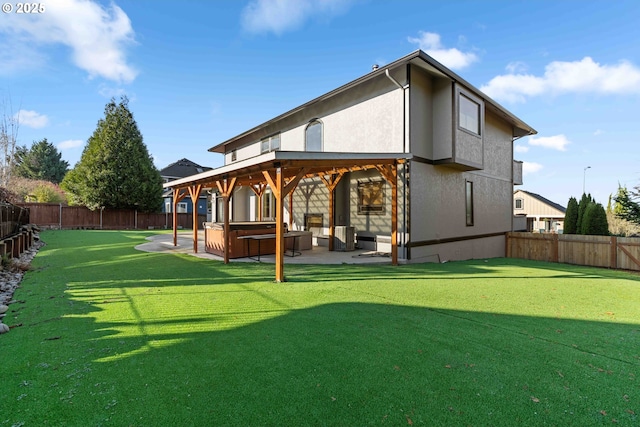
[163,151,411,189]
[163,151,411,282]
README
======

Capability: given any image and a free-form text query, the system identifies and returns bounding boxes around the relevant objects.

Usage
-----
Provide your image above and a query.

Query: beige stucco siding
[408,106,515,262]
[409,67,434,159]
[483,110,514,180]
[225,69,407,163]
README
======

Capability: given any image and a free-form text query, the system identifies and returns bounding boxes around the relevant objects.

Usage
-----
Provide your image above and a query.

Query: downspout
[385,68,410,260]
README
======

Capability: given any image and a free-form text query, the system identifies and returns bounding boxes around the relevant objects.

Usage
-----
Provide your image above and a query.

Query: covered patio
[163,151,410,282]
[136,231,395,265]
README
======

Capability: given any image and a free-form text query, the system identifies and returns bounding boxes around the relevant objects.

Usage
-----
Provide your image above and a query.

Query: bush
[582,202,609,235]
[9,177,67,203]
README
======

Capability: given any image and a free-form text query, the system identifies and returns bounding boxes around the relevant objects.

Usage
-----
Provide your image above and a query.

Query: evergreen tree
[564,196,579,234]
[613,184,640,225]
[581,202,609,235]
[61,97,162,212]
[14,138,69,183]
[576,193,593,234]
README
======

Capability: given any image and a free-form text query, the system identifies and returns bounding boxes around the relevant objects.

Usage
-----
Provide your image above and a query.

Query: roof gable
[160,158,212,179]
[209,49,536,154]
[515,190,566,213]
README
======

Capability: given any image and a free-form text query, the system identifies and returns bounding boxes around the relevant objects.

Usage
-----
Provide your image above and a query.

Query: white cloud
[514,144,529,153]
[241,0,354,35]
[15,109,48,128]
[523,162,543,175]
[0,0,137,83]
[528,134,571,151]
[407,31,478,70]
[57,139,84,150]
[481,57,640,103]
[505,61,528,74]
[593,129,604,136]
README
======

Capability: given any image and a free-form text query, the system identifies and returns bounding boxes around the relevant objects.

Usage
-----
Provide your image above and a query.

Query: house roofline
[209,49,536,154]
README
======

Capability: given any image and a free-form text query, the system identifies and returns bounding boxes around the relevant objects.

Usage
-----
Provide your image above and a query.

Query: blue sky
[1,0,639,208]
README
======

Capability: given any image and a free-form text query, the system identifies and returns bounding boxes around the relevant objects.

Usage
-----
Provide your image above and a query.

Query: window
[177,202,188,214]
[260,134,281,154]
[358,180,385,215]
[459,94,480,135]
[305,120,323,152]
[231,149,237,161]
[515,198,523,210]
[465,180,474,226]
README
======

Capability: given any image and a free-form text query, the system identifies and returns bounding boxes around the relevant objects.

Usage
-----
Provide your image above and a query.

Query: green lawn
[2,230,639,426]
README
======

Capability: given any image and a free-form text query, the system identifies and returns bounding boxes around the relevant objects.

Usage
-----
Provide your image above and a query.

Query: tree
[564,197,578,234]
[613,184,640,225]
[581,202,609,235]
[14,138,69,183]
[0,96,19,188]
[61,97,162,212]
[576,193,593,234]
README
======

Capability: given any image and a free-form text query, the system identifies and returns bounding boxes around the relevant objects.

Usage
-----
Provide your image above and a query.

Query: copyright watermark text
[2,3,46,13]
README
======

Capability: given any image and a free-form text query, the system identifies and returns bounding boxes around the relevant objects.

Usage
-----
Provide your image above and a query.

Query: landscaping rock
[0,228,43,334]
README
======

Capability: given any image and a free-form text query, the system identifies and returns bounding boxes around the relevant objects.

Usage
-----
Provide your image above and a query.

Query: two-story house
[164,50,536,280]
[160,158,212,216]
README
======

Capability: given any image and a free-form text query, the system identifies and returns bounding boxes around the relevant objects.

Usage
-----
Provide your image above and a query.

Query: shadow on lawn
[284,257,640,284]
[8,298,639,426]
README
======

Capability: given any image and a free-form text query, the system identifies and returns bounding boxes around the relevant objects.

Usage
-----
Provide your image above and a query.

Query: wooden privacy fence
[506,232,640,272]
[17,203,205,230]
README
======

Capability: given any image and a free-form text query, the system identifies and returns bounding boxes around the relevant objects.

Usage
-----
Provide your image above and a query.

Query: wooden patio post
[263,169,284,281]
[318,172,345,252]
[376,163,399,266]
[188,184,203,253]
[216,178,237,264]
[264,167,308,282]
[172,188,187,246]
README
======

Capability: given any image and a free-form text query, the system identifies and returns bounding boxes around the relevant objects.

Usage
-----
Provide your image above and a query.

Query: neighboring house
[165,49,536,267]
[513,190,566,233]
[160,158,212,216]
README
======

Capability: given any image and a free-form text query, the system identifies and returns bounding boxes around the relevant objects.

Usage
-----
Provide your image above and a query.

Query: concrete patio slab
[135,232,392,265]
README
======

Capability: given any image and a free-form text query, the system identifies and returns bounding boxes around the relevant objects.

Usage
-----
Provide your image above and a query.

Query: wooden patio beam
[172,188,187,246]
[188,184,203,253]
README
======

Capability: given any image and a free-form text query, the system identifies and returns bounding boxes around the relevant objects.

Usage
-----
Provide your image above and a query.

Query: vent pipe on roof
[372,64,379,71]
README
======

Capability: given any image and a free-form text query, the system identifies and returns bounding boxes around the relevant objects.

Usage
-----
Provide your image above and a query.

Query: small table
[238,232,305,261]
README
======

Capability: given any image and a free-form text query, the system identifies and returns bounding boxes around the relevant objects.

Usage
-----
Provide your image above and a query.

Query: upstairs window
[459,94,480,135]
[515,198,523,210]
[231,149,237,161]
[260,134,281,154]
[305,120,323,152]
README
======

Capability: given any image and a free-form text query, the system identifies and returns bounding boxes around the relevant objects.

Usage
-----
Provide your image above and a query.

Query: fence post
[551,233,559,263]
[59,203,62,229]
[610,236,617,269]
